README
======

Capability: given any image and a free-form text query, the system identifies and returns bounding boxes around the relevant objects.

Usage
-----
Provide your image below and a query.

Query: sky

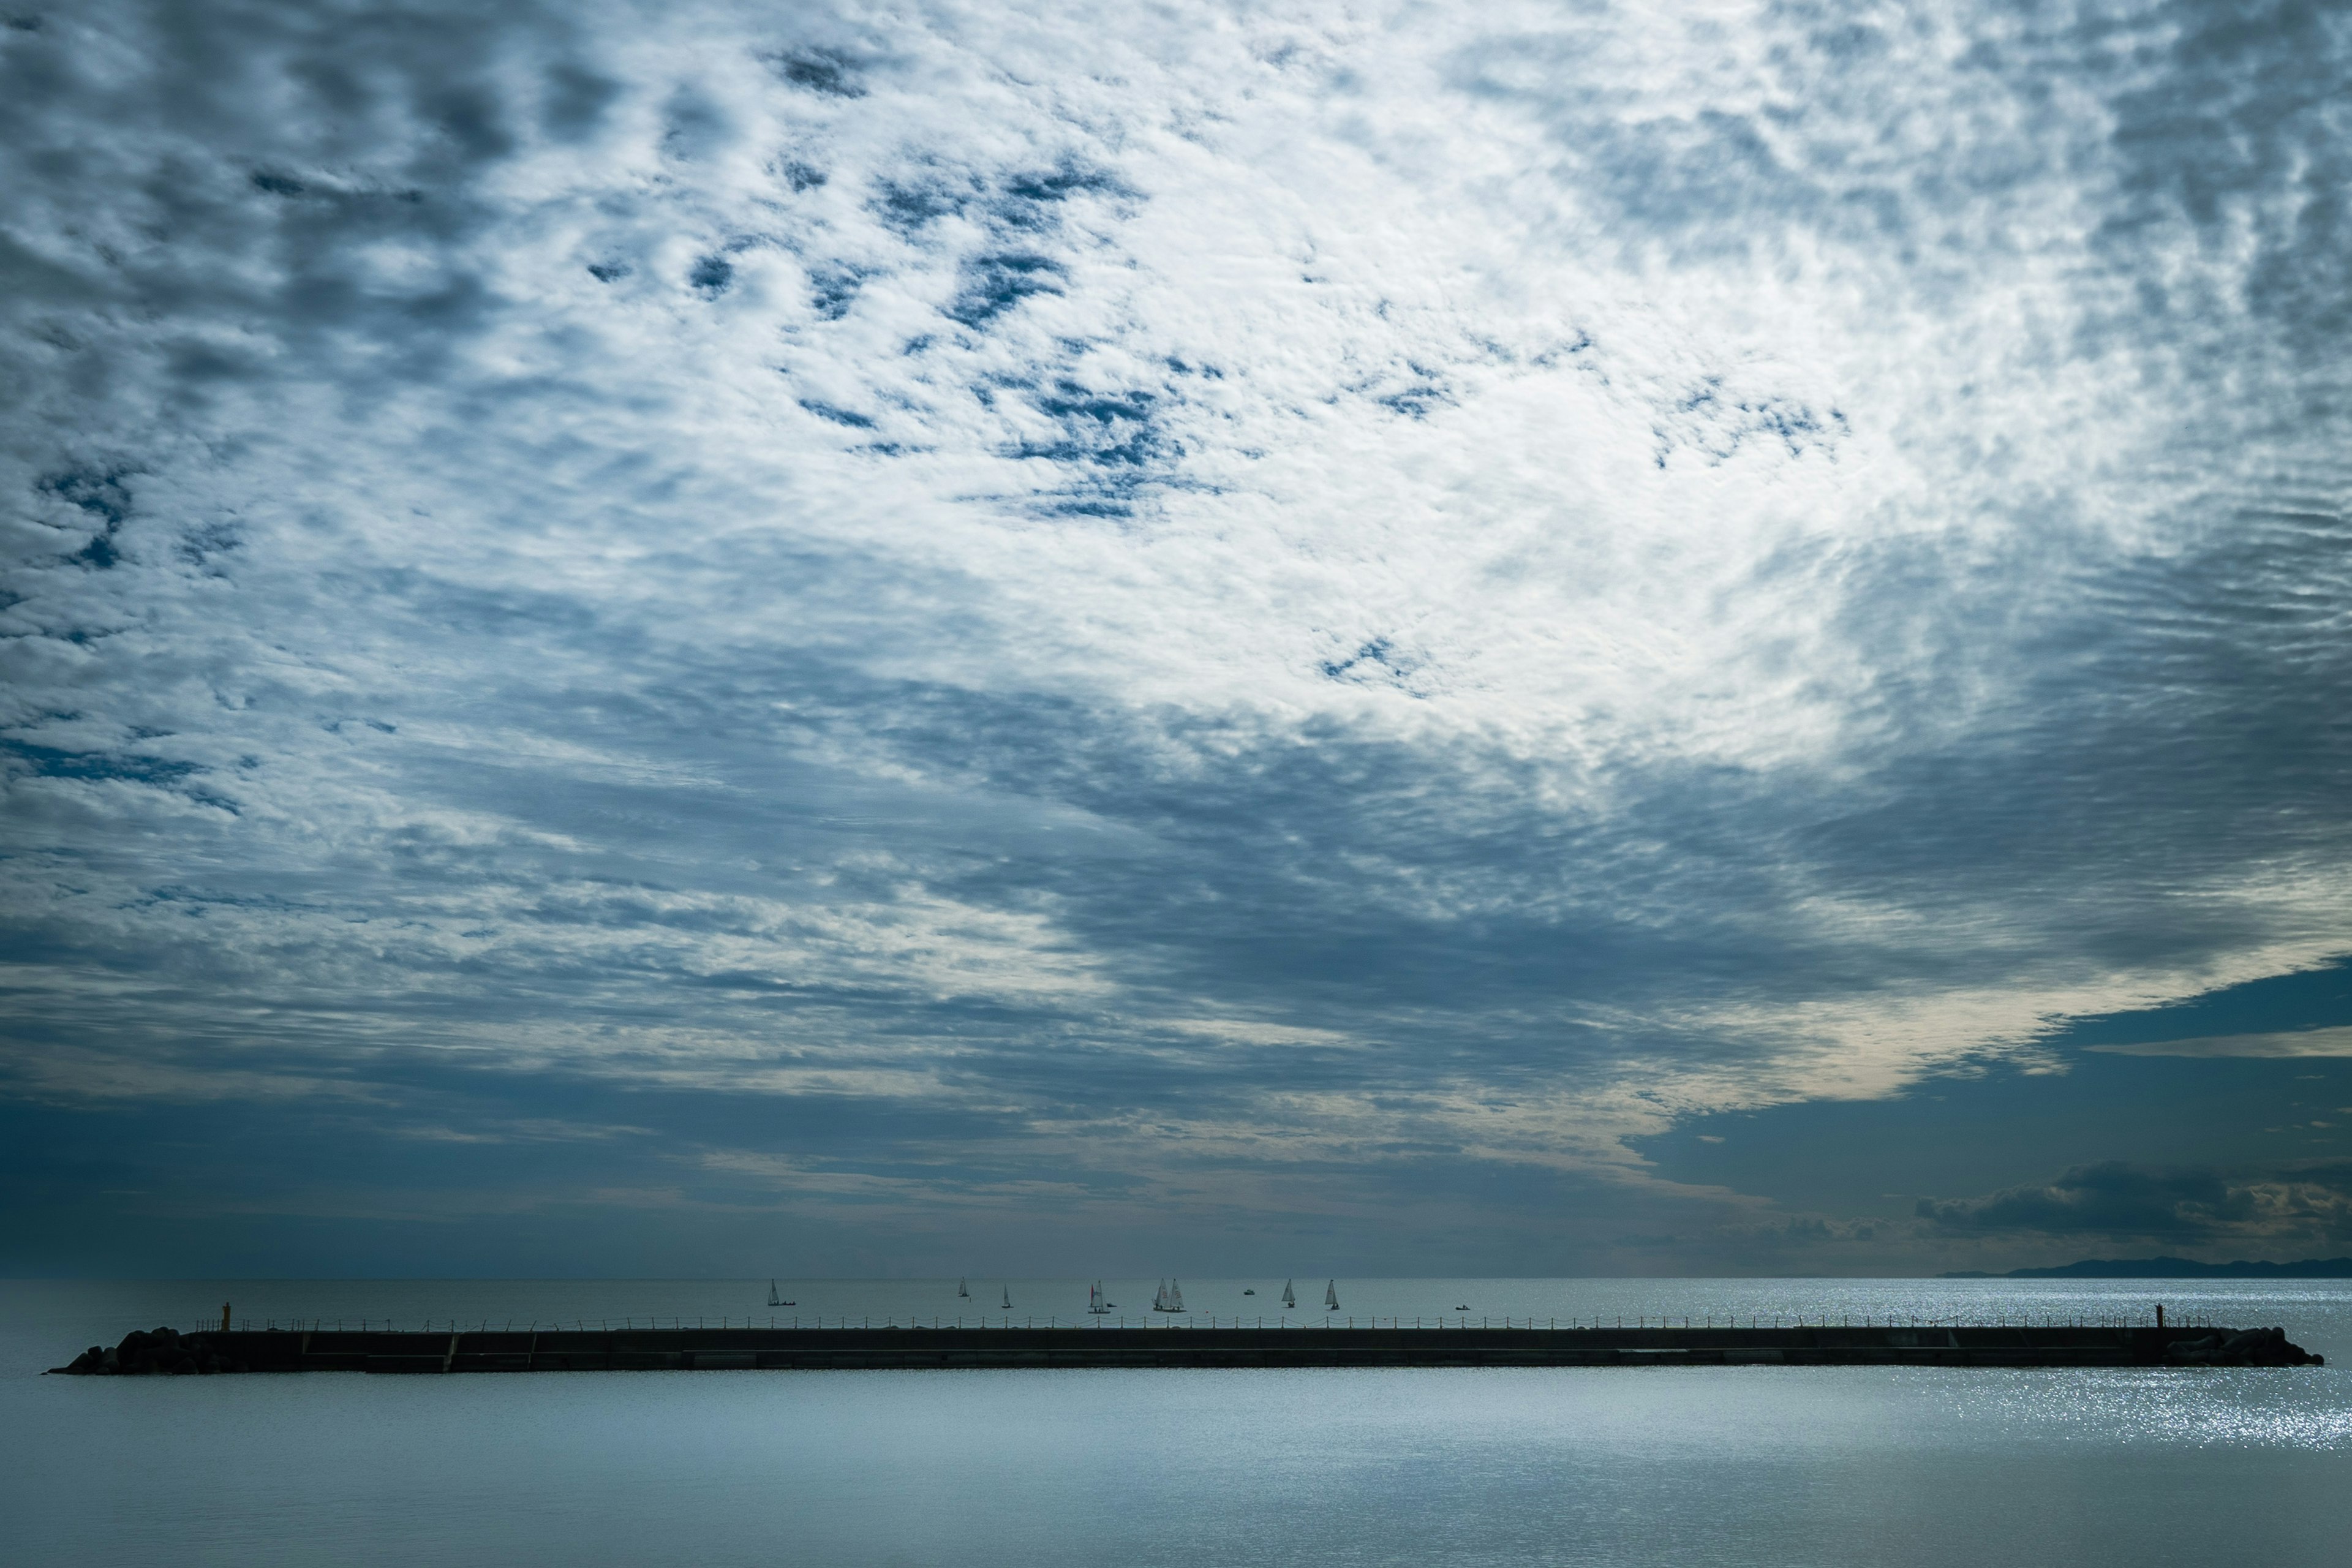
[3,0,2350,1279]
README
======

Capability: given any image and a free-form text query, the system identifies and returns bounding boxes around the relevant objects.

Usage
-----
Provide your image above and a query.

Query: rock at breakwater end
[51,1327,251,1377]
[2162,1327,2324,1366]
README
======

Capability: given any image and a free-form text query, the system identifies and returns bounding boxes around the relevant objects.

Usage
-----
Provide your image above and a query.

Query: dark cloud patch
[870,156,1129,337]
[777,159,827,192]
[1918,1159,2352,1248]
[0,738,204,790]
[1318,638,1425,696]
[689,254,735,295]
[1652,382,1841,466]
[1359,360,1451,420]
[1012,384,1166,467]
[747,661,1792,1026]
[36,468,133,569]
[989,161,1128,229]
[871,171,976,234]
[763,47,866,99]
[799,398,875,428]
[805,263,867,318]
[946,251,1063,326]
[875,159,1124,238]
[975,353,1235,516]
[39,469,131,528]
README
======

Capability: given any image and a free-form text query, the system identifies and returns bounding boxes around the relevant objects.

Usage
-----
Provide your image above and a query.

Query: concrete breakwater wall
[51,1322,2324,1374]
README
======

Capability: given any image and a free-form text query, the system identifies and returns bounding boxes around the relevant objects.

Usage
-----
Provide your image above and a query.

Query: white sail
[1281,1280,1295,1308]
[1089,1280,1112,1313]
[767,1278,780,1306]
[1152,1278,1168,1311]
[1168,1278,1185,1312]
[1001,1286,1012,1310]
[1325,1280,1340,1311]
[957,1278,969,1297]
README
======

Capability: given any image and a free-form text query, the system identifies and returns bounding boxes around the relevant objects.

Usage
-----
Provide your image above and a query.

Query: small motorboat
[1243,1288,1256,1295]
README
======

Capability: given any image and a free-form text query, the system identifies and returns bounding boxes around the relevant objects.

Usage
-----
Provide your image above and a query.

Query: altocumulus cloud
[1,0,2348,1272]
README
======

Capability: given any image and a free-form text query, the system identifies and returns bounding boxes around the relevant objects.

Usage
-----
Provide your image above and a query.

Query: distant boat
[766,1279,793,1306]
[1281,1280,1296,1308]
[1325,1280,1340,1311]
[1001,1286,1012,1310]
[958,1278,970,1298]
[1243,1288,1255,1295]
[1089,1281,1114,1314]
[1153,1278,1186,1313]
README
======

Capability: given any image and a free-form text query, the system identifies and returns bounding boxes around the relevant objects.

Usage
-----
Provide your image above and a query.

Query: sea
[7,1276,2350,1567]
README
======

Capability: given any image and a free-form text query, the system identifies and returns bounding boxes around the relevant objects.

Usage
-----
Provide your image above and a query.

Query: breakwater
[52,1320,2324,1374]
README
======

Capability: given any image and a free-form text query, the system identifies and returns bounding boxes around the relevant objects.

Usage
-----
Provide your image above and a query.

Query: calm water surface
[7,1278,2350,1567]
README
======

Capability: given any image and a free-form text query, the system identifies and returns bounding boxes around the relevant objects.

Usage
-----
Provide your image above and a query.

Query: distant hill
[1940,1257,2352,1279]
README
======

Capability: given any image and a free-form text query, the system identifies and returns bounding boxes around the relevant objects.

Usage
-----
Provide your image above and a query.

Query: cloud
[2090,1028,2352,1058]
[1918,1161,2352,1248]
[1,0,2348,1267]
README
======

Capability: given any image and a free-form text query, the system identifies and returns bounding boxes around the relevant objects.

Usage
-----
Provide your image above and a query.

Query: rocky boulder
[52,1326,249,1376]
[2164,1326,2325,1366]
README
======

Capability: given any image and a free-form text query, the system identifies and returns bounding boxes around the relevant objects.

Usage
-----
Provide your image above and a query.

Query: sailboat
[957,1278,970,1298]
[1325,1280,1340,1311]
[1153,1278,1185,1313]
[1001,1286,1012,1310]
[766,1279,782,1306]
[1088,1281,1114,1314]
[1281,1280,1296,1309]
